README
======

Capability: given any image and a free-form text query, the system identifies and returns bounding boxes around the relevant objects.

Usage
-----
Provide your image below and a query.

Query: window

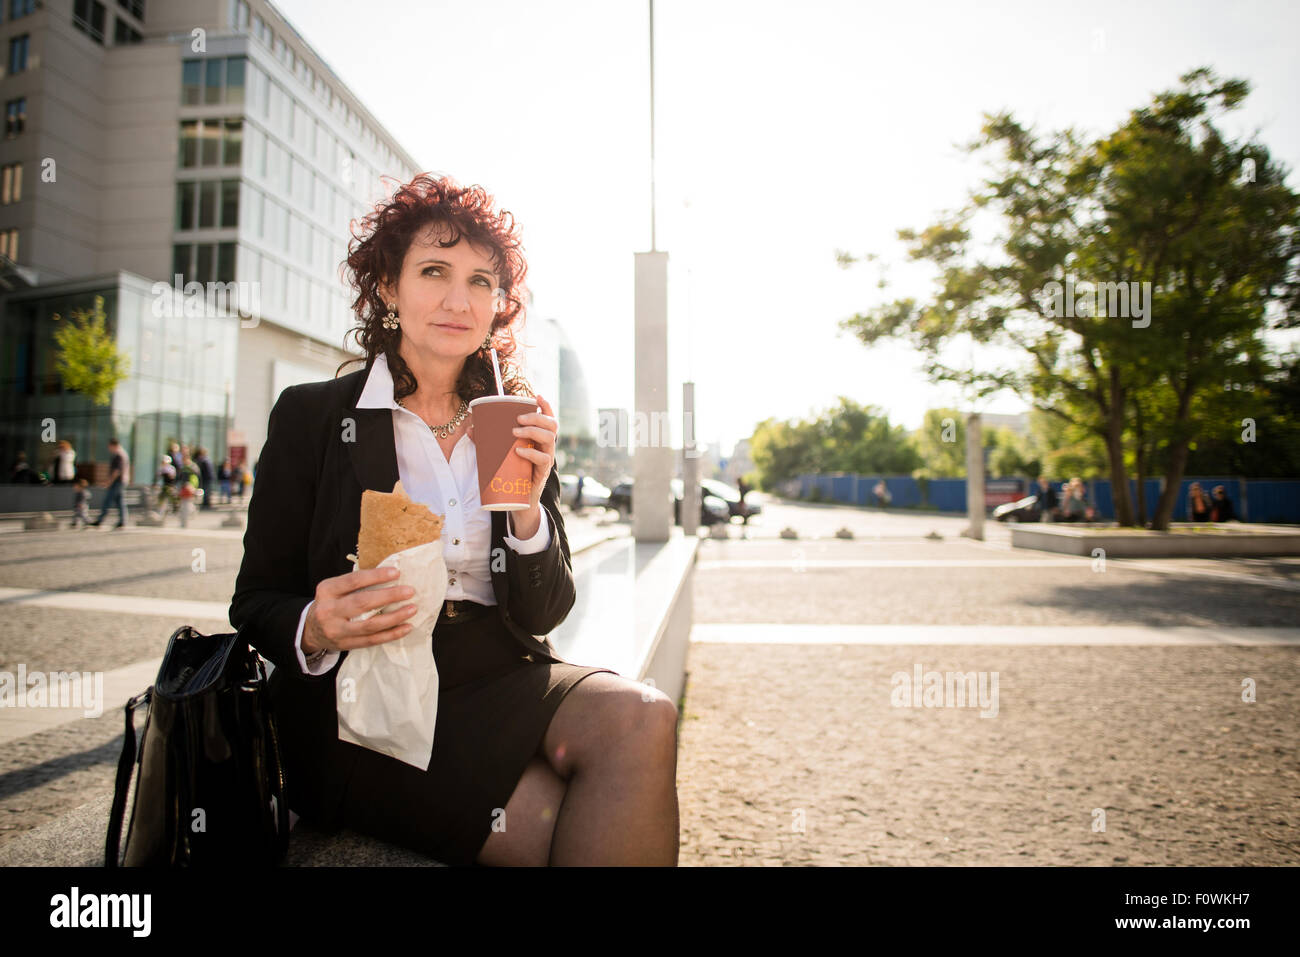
[10,0,36,18]
[179,120,198,167]
[175,181,196,229]
[181,62,201,105]
[73,0,107,44]
[220,180,239,227]
[200,120,220,165]
[184,240,240,283]
[0,228,18,260]
[176,179,239,230]
[1,163,22,204]
[114,18,141,43]
[4,98,25,139]
[217,242,235,282]
[178,119,242,169]
[117,0,145,19]
[225,56,245,105]
[183,56,246,107]
[8,35,29,74]
[198,181,217,228]
[235,0,249,29]
[195,243,215,284]
[204,59,224,105]
[222,119,242,165]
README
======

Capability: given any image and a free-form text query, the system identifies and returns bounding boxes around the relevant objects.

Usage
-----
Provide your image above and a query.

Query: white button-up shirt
[292,351,550,674]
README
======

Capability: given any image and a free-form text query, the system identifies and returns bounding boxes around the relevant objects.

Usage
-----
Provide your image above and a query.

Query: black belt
[437,599,496,625]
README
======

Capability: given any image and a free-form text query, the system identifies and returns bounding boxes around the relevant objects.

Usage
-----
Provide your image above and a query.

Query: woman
[153,454,178,522]
[1187,482,1211,522]
[229,174,679,866]
[1058,481,1084,522]
[52,440,77,484]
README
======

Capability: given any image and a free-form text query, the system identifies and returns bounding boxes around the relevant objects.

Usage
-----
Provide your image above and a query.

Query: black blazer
[227,356,577,826]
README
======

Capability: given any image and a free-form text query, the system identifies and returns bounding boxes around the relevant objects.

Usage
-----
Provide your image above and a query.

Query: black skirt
[331,604,618,865]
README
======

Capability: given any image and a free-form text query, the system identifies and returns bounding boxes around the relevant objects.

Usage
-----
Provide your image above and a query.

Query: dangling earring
[382,302,399,331]
[481,331,492,350]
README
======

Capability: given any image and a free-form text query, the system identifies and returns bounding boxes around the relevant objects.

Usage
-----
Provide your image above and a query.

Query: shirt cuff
[504,507,551,554]
[294,598,339,675]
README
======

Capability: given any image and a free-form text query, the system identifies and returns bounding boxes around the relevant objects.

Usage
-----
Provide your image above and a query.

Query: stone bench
[0,792,444,867]
[0,524,698,866]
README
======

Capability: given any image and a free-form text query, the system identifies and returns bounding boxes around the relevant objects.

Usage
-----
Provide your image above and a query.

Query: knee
[612,685,678,755]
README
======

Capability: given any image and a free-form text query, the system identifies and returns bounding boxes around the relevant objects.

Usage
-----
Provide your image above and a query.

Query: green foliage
[51,296,130,406]
[837,67,1300,528]
[749,397,922,487]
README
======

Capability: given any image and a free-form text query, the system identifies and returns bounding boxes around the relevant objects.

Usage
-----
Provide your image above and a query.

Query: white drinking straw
[489,346,504,395]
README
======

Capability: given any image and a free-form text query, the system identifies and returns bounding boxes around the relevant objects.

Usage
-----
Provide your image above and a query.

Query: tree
[749,398,920,489]
[909,409,1038,478]
[837,68,1300,529]
[52,295,130,406]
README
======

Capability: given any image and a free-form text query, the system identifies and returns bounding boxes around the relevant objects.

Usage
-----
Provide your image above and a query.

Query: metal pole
[649,0,656,251]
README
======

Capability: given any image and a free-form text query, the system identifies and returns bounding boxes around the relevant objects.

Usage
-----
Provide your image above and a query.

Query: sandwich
[349,480,445,569]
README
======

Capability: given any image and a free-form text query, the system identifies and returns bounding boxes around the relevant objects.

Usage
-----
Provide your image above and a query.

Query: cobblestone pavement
[675,643,1299,865]
[2,505,1297,863]
[676,532,1300,866]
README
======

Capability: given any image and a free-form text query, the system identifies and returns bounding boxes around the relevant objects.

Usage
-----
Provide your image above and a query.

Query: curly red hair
[337,172,533,401]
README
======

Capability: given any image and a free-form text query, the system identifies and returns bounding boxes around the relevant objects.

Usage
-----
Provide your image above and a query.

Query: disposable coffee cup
[469,395,538,511]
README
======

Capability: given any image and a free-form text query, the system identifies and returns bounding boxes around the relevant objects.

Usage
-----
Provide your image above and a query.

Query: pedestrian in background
[177,457,198,528]
[51,440,77,484]
[1210,485,1237,522]
[196,446,215,510]
[154,454,178,523]
[89,438,130,528]
[9,451,43,484]
[1187,482,1212,522]
[71,478,90,529]
[219,458,232,504]
[1035,476,1060,522]
[1060,481,1086,522]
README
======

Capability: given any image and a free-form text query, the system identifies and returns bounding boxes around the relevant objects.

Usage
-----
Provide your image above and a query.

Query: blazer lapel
[344,358,400,495]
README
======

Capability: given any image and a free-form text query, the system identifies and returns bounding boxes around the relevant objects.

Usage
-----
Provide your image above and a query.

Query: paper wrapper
[335,538,446,769]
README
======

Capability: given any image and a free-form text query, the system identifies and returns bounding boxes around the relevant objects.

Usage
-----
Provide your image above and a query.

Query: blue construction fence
[790,473,1300,524]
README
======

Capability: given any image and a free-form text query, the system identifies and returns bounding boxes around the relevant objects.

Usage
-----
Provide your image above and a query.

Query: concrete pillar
[634,250,671,542]
[965,412,984,540]
[681,381,698,535]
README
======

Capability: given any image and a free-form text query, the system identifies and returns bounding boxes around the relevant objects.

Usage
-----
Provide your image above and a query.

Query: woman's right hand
[301,567,419,656]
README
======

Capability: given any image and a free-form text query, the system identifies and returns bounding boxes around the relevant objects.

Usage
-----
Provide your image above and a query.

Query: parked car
[993,494,1040,522]
[701,478,762,521]
[607,478,728,525]
[609,478,633,517]
[558,474,611,510]
[672,479,731,526]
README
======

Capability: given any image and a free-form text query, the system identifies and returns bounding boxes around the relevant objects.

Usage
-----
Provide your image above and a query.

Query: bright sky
[274,0,1300,455]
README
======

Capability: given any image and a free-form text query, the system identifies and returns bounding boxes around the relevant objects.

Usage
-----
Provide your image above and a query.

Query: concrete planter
[1010,522,1300,557]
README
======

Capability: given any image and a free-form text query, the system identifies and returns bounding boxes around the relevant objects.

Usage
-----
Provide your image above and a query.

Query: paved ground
[2,495,1297,865]
[675,503,1300,865]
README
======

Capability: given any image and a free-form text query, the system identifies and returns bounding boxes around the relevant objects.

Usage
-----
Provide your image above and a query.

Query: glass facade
[173,50,415,345]
[0,277,238,484]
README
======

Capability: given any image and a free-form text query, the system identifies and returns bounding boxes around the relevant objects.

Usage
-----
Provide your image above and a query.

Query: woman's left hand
[512,394,559,513]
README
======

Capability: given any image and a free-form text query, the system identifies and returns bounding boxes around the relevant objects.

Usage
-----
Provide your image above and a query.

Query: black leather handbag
[105,624,290,866]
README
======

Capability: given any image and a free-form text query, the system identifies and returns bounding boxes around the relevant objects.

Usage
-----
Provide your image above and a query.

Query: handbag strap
[256,654,291,860]
[105,688,151,868]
